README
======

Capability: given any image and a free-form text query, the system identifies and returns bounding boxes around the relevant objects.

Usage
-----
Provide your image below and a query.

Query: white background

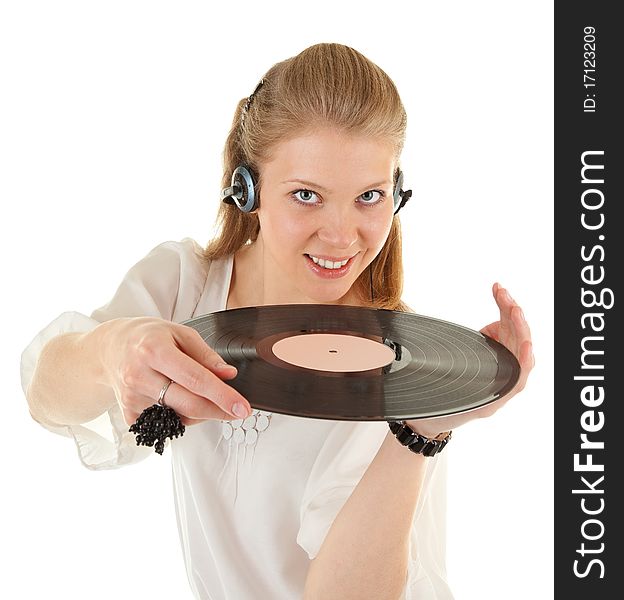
[1,1,553,598]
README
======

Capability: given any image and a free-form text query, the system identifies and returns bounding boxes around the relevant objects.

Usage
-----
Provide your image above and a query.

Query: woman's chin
[305,284,357,305]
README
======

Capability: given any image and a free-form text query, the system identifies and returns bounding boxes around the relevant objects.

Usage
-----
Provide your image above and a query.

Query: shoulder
[135,237,217,284]
[92,238,224,322]
[143,238,234,318]
[146,237,206,268]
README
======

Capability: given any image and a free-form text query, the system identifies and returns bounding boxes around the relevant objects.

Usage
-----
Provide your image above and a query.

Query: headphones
[221,165,412,215]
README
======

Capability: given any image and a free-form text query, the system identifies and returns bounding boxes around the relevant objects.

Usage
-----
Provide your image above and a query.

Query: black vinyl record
[182,304,520,421]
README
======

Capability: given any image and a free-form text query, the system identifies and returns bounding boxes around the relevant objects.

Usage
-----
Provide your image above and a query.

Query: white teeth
[308,255,349,269]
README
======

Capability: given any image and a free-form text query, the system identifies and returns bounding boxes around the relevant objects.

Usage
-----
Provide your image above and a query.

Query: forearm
[26,324,117,426]
[303,431,427,600]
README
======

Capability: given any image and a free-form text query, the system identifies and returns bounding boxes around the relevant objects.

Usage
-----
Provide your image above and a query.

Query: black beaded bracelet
[388,421,452,457]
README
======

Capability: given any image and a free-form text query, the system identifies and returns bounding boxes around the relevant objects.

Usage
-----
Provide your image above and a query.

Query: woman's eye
[359,190,384,204]
[293,189,318,204]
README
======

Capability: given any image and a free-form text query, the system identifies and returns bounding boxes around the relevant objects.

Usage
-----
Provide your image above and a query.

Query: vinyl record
[182,304,520,421]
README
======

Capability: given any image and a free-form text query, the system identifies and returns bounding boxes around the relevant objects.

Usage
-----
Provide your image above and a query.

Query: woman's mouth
[304,253,358,278]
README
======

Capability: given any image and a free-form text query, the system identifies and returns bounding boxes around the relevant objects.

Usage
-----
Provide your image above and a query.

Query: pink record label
[271,333,396,372]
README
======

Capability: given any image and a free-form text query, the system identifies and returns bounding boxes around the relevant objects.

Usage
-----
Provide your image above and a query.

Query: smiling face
[246,126,397,305]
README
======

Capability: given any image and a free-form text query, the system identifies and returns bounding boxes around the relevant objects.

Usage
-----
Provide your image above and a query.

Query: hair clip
[241,78,266,125]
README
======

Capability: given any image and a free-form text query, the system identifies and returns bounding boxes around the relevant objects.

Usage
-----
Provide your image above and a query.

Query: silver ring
[158,379,173,407]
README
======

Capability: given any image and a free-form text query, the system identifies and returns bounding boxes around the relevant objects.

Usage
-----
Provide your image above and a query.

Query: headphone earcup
[221,165,258,213]
[393,170,404,214]
[392,169,412,215]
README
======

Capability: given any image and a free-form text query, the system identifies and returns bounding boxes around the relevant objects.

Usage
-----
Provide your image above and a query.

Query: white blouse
[20,238,453,600]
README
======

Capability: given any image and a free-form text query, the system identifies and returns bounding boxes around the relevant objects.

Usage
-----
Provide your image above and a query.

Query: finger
[494,283,516,318]
[480,321,500,341]
[159,380,236,420]
[176,325,251,412]
[512,339,534,394]
[495,284,526,350]
[145,341,251,418]
[491,285,514,346]
[147,331,252,419]
[173,323,239,377]
[519,339,535,371]
[180,411,249,427]
[520,341,535,371]
[123,382,233,424]
[179,416,209,427]
[511,304,532,355]
[119,365,221,418]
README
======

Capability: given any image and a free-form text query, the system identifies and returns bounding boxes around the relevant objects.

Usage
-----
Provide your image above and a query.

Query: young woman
[21,43,533,600]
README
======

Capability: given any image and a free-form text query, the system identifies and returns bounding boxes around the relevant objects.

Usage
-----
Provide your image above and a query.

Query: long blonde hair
[203,43,410,311]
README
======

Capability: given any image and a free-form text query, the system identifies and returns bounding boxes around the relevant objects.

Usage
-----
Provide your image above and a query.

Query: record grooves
[183,304,521,421]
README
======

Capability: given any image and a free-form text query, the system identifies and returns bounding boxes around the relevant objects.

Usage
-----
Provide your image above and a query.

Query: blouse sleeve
[296,421,453,599]
[20,238,209,471]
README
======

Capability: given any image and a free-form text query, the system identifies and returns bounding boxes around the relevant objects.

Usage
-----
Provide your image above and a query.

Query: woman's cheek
[366,219,392,251]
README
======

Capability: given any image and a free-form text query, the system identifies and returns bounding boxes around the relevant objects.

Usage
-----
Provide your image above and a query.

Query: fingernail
[232,403,249,418]
[217,362,237,370]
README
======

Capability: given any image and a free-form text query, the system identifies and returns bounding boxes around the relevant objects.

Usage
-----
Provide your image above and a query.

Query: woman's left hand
[404,282,535,438]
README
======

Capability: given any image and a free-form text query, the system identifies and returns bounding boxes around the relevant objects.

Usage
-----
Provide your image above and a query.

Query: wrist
[87,319,121,387]
[403,419,447,439]
[388,421,452,457]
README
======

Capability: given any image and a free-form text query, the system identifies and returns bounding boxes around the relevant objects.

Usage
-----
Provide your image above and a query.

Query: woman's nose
[315,208,360,250]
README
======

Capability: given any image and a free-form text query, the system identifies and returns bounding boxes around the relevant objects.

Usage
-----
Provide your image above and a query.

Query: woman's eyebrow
[281,179,392,192]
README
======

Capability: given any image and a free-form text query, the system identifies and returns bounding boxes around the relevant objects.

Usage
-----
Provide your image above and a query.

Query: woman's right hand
[95,316,252,427]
